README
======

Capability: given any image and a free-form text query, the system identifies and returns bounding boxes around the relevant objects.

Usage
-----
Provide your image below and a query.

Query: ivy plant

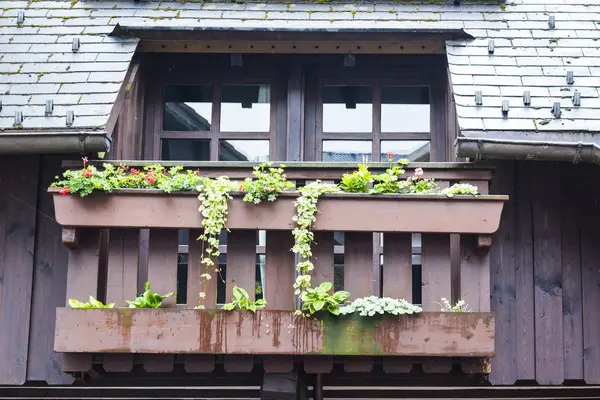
[68,296,114,309]
[440,183,479,197]
[300,282,350,316]
[223,286,266,312]
[240,162,294,204]
[195,176,239,309]
[291,180,340,305]
[339,296,422,316]
[126,282,174,309]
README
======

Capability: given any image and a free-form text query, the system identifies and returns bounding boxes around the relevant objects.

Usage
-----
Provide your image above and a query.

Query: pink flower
[82,157,88,165]
[387,152,394,161]
[414,167,423,177]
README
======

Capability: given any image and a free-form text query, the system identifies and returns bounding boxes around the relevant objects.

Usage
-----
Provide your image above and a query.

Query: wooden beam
[104,57,141,140]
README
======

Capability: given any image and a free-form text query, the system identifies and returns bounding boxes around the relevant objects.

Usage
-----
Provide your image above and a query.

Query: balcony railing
[50,162,506,375]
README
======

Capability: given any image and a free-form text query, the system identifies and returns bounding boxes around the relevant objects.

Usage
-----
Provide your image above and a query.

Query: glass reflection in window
[381,86,430,133]
[322,140,372,162]
[220,140,269,162]
[161,139,210,161]
[163,85,212,131]
[220,84,271,132]
[381,140,430,162]
[323,85,372,133]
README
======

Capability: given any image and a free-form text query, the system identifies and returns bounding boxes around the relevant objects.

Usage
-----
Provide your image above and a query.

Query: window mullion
[372,84,382,162]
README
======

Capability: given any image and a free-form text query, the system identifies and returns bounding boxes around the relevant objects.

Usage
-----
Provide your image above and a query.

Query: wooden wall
[0,158,598,386]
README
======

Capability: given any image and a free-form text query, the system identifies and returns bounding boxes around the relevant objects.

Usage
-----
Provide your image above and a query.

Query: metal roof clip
[17,11,24,24]
[45,100,54,116]
[343,53,355,68]
[475,90,483,106]
[573,91,581,106]
[552,102,561,118]
[523,91,531,106]
[548,15,555,29]
[566,71,574,84]
[66,110,75,126]
[487,39,494,54]
[230,54,243,68]
[14,110,23,126]
[72,37,80,52]
[502,100,509,117]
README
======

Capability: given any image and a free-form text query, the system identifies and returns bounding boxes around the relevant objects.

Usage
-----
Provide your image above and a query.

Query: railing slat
[184,355,215,373]
[265,231,295,310]
[311,232,334,286]
[382,233,412,301]
[344,232,374,299]
[226,230,257,302]
[188,229,217,309]
[63,228,100,373]
[460,235,491,312]
[147,229,178,308]
[421,234,451,311]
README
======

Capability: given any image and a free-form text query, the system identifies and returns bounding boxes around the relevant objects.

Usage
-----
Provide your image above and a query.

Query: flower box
[54,308,494,357]
[49,189,507,234]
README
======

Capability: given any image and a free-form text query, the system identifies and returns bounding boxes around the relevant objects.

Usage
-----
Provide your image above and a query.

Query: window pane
[381,86,430,133]
[163,85,212,131]
[220,140,269,162]
[161,139,210,161]
[220,84,270,132]
[323,85,372,133]
[322,140,372,162]
[381,140,430,162]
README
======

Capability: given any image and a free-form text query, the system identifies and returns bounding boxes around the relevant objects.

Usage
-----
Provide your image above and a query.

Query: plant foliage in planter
[222,286,266,312]
[126,282,174,309]
[300,282,350,316]
[339,296,422,316]
[68,296,114,309]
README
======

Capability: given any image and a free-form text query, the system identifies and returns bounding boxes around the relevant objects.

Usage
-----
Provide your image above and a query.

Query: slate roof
[0,0,599,141]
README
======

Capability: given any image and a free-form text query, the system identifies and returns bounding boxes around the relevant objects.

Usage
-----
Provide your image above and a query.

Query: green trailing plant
[195,176,239,309]
[440,183,479,197]
[240,162,294,204]
[339,160,371,193]
[300,281,350,316]
[68,296,114,309]
[339,296,422,316]
[223,286,266,312]
[126,281,174,309]
[292,180,340,304]
[437,297,471,312]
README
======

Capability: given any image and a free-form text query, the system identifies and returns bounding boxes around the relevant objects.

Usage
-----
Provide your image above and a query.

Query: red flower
[387,152,394,160]
[195,169,200,175]
[144,174,156,185]
[60,187,70,196]
[82,156,88,165]
[82,167,93,178]
[239,183,245,192]
[130,168,139,175]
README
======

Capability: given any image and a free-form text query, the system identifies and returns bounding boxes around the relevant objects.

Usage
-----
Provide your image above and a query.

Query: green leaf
[332,291,351,302]
[233,286,244,301]
[313,299,325,311]
[223,303,235,311]
[328,305,340,315]
[162,292,174,299]
[318,281,332,292]
[68,299,83,308]
[144,281,150,291]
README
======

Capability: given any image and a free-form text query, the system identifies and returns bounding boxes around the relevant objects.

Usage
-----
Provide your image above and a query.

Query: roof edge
[0,131,111,155]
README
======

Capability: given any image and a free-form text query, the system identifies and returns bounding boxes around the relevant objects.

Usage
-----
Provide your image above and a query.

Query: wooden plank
[344,232,374,299]
[184,355,215,373]
[532,162,564,386]
[54,309,495,356]
[147,229,178,308]
[488,161,517,385]
[188,229,217,309]
[51,191,507,234]
[460,235,491,312]
[422,358,452,374]
[382,233,412,300]
[344,357,373,373]
[581,167,600,384]
[106,229,139,307]
[26,155,73,385]
[224,355,254,373]
[421,234,451,311]
[62,228,101,373]
[142,354,174,373]
[311,232,334,286]
[0,156,39,385]
[226,230,256,302]
[103,354,133,373]
[560,164,583,381]
[264,356,294,373]
[514,162,535,381]
[382,358,413,374]
[303,356,333,374]
[265,231,295,310]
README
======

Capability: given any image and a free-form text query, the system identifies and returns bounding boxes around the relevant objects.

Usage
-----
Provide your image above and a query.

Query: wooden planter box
[54,309,494,357]
[50,189,507,234]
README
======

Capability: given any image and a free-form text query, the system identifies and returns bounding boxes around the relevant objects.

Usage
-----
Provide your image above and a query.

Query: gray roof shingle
[0,0,598,141]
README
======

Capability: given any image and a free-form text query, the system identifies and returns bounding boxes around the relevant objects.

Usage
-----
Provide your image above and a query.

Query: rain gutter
[0,131,111,154]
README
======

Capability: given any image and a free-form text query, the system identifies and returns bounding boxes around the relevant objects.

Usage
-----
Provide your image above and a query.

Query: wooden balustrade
[51,162,506,375]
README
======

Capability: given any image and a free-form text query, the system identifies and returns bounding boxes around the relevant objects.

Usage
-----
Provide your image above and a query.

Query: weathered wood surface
[54,309,495,357]
[51,191,507,234]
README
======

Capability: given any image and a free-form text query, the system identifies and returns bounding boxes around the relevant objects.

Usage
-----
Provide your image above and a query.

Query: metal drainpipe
[455,137,600,165]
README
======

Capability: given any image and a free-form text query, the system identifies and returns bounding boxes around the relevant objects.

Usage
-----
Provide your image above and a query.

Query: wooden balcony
[51,162,506,375]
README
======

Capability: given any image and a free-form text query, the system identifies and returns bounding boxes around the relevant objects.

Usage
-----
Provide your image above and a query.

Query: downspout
[456,137,600,165]
[0,131,111,154]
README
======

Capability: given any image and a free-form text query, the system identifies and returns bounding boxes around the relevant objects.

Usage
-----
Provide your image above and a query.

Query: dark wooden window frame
[148,68,286,161]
